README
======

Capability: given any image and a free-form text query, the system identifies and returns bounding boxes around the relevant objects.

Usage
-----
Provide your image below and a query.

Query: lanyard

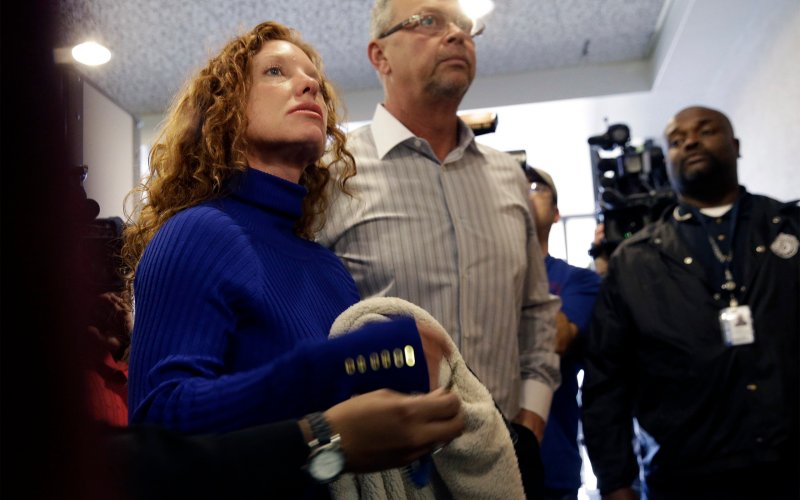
[688,201,741,305]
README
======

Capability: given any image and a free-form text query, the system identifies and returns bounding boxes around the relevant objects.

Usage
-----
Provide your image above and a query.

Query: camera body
[589,123,676,254]
[85,216,125,294]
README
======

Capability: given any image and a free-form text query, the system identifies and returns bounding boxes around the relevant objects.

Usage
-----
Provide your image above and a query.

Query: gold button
[772,216,781,224]
[404,345,417,367]
[746,384,758,391]
[345,357,355,375]
[356,355,367,374]
[370,352,380,371]
[717,234,725,241]
[684,257,693,265]
[381,350,391,369]
[756,245,766,253]
[713,293,721,300]
[715,218,723,224]
[393,348,405,368]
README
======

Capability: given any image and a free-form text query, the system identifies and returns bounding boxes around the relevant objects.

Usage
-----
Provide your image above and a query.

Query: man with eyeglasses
[319,1,561,496]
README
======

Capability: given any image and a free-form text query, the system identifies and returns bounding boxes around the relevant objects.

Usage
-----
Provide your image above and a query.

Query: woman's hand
[415,321,452,391]
[323,388,465,473]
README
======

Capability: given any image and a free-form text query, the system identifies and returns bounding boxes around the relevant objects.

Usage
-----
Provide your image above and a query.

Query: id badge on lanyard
[687,202,755,346]
[719,298,755,346]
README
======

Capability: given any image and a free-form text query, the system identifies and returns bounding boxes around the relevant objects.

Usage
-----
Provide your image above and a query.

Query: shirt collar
[369,103,478,160]
[699,204,734,218]
[370,104,415,159]
[673,186,750,223]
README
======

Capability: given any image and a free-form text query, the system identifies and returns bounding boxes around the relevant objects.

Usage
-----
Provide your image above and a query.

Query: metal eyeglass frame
[378,12,485,39]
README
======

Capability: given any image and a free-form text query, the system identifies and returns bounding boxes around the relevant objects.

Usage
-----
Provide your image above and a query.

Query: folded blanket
[328,297,525,500]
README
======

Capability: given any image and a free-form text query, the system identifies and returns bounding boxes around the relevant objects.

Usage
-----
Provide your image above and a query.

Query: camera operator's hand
[512,407,546,443]
[591,223,610,277]
[554,311,578,355]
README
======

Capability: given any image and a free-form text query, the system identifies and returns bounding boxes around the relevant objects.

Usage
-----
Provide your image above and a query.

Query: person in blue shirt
[527,166,602,500]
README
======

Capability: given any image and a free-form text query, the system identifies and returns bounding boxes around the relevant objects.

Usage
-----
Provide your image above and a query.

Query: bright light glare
[71,41,111,66]
[459,0,495,19]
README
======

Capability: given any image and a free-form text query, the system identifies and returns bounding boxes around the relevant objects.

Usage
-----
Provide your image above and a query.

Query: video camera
[85,216,125,294]
[588,123,676,256]
[66,164,126,295]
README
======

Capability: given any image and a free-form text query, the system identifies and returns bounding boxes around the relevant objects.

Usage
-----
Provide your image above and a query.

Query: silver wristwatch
[305,412,345,484]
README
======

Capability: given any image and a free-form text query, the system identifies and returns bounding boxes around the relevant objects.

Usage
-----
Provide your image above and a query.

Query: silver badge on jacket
[770,232,799,259]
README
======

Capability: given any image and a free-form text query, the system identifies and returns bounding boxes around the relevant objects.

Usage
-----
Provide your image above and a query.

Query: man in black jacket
[582,106,799,500]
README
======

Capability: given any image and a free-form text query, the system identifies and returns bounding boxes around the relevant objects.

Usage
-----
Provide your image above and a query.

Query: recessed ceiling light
[71,41,111,66]
[460,0,495,19]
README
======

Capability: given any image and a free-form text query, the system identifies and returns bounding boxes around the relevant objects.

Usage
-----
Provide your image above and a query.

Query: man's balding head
[663,106,740,206]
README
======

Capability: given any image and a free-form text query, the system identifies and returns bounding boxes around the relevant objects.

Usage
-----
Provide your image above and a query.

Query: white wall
[137,114,165,181]
[632,0,800,202]
[713,1,800,202]
[83,81,136,218]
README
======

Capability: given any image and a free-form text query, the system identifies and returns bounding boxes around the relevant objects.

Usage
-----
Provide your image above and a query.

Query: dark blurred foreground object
[85,217,126,294]
[101,420,313,500]
[1,1,118,498]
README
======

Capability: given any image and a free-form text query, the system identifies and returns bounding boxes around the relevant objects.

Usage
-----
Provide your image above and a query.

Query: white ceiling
[56,0,667,117]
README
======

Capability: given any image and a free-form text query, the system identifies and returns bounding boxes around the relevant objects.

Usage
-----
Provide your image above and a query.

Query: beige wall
[82,81,136,219]
[721,2,800,202]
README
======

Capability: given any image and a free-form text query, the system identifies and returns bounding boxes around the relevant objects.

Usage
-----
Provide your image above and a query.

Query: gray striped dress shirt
[318,104,561,419]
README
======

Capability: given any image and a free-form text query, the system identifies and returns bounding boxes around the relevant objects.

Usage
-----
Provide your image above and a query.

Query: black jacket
[102,420,329,500]
[582,190,799,494]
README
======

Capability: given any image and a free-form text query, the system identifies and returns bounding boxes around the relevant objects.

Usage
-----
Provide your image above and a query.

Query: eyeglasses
[378,11,485,39]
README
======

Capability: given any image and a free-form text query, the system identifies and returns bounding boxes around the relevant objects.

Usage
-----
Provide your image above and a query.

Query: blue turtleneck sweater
[128,168,427,433]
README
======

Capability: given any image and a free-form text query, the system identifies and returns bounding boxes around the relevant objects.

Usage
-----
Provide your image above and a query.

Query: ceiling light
[71,41,111,66]
[459,0,495,19]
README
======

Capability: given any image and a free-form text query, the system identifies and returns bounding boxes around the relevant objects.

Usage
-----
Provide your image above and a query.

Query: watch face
[309,446,345,482]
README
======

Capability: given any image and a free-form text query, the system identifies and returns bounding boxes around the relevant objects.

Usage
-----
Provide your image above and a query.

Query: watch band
[304,412,345,484]
[307,412,332,446]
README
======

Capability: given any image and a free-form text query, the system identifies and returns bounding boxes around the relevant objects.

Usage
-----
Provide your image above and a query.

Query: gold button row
[344,345,417,375]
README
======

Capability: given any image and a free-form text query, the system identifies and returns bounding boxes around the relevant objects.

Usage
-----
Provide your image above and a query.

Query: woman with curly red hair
[121,22,454,485]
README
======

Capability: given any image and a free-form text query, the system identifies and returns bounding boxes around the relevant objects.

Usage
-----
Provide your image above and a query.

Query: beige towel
[328,297,525,500]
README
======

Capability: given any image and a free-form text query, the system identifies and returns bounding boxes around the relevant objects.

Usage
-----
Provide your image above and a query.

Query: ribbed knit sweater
[128,168,426,433]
